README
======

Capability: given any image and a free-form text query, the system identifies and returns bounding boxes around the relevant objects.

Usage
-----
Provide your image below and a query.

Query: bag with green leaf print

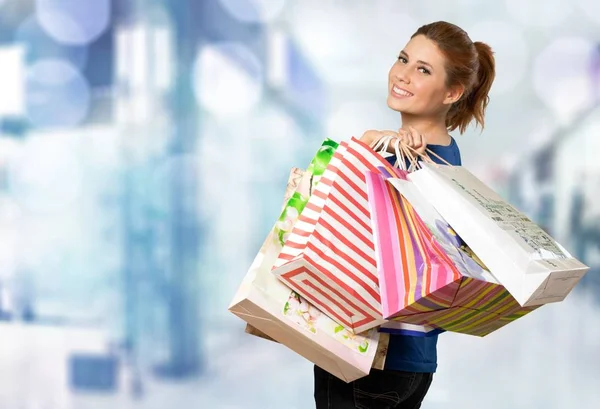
[229,139,388,383]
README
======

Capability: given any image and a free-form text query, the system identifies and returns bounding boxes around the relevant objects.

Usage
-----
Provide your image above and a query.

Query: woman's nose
[394,66,410,84]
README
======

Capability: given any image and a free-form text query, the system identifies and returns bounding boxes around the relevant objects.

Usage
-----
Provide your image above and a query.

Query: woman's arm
[360,128,428,155]
[360,130,401,153]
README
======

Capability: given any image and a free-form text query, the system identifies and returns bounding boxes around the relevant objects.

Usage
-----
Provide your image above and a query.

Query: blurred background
[0,0,599,408]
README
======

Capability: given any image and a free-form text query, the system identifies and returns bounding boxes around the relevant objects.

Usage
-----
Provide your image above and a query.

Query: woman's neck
[400,113,452,146]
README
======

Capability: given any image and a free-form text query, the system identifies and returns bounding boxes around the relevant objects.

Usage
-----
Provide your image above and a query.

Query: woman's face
[387,35,459,116]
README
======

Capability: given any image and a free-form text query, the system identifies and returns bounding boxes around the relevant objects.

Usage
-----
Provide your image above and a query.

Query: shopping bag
[229,144,386,382]
[245,324,277,342]
[271,137,403,334]
[407,162,589,307]
[243,165,308,344]
[367,169,540,336]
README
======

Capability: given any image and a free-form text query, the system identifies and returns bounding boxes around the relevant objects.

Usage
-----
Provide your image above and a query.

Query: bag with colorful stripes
[365,168,540,336]
[229,158,388,383]
[271,136,408,334]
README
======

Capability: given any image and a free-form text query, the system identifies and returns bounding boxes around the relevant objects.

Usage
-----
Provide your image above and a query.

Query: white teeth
[393,86,412,96]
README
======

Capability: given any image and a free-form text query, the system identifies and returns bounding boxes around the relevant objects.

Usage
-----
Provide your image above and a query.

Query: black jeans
[314,365,433,409]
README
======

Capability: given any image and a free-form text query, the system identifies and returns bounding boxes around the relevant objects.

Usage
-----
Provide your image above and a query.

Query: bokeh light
[532,37,596,122]
[193,43,263,117]
[26,59,91,128]
[468,21,529,95]
[36,0,111,46]
[14,16,88,69]
[286,3,358,85]
[0,46,25,117]
[219,0,287,23]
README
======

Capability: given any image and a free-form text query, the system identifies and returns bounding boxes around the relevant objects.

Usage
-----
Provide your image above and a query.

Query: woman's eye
[418,67,431,75]
[398,56,408,64]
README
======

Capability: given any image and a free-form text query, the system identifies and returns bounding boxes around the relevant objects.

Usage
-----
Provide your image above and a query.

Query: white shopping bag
[407,162,589,307]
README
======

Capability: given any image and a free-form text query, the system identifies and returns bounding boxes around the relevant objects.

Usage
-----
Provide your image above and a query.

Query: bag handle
[370,134,408,171]
[370,134,455,170]
[402,144,455,168]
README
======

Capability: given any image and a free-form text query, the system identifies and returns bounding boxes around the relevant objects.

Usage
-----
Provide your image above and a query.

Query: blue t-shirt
[383,136,462,373]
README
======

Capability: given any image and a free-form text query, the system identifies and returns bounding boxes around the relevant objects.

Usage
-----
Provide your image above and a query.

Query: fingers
[408,126,424,150]
[400,126,427,153]
[363,128,427,155]
[397,128,412,147]
[381,130,400,139]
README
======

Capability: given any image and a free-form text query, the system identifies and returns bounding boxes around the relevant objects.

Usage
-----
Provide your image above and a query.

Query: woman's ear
[443,84,465,106]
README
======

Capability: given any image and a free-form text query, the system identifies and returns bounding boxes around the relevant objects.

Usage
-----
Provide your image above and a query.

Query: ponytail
[470,42,495,131]
[446,42,495,134]
[413,22,497,133]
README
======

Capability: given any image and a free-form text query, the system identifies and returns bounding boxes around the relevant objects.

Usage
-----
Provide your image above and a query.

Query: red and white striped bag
[271,137,402,334]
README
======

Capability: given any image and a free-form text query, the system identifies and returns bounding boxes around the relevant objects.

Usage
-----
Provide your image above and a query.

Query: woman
[314,21,496,408]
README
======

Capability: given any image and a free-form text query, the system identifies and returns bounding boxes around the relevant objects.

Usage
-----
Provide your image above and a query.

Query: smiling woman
[362,21,495,154]
[315,21,496,409]
[388,23,495,143]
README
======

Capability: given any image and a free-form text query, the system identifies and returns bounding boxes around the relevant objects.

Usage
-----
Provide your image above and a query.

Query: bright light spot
[0,46,25,116]
[266,29,287,88]
[505,0,573,29]
[8,135,84,213]
[194,43,263,117]
[468,21,528,95]
[127,26,149,89]
[219,0,287,23]
[36,0,111,45]
[115,28,131,85]
[14,16,88,69]
[116,24,173,92]
[154,27,173,91]
[532,37,595,121]
[26,59,91,128]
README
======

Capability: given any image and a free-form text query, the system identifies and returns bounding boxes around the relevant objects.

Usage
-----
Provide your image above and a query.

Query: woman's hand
[397,126,427,155]
[359,129,400,151]
[360,127,427,155]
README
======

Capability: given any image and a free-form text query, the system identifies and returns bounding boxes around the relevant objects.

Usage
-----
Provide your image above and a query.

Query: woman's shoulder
[384,137,462,167]
[428,137,461,166]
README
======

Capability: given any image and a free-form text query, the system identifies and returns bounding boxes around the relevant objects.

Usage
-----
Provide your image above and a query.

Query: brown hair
[412,21,496,134]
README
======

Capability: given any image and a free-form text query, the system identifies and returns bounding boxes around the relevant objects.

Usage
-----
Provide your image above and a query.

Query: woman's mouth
[391,85,413,98]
